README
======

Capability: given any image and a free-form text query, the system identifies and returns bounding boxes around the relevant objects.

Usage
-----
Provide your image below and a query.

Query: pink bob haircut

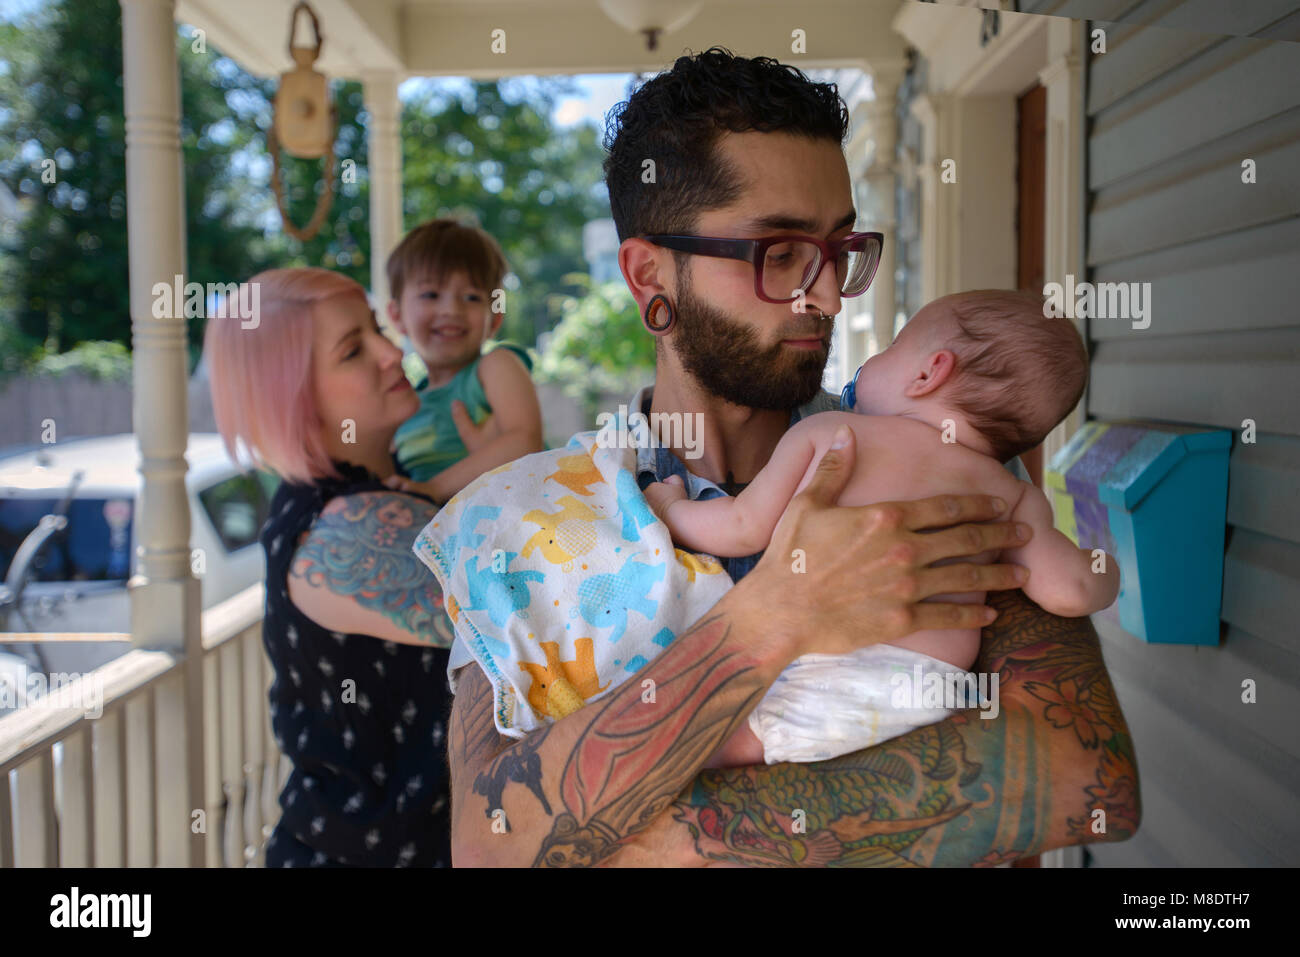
[205,267,369,485]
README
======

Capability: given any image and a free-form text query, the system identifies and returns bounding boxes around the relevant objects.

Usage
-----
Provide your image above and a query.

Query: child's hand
[644,474,687,524]
[383,474,440,503]
[451,400,501,452]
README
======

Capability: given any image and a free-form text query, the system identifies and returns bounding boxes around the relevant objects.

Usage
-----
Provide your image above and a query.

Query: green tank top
[392,343,532,483]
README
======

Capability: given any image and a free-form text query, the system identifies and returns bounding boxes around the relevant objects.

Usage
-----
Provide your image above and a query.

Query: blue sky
[550,74,635,129]
[0,0,42,18]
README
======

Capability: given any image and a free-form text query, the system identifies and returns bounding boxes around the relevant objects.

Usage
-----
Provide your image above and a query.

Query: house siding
[1080,4,1300,866]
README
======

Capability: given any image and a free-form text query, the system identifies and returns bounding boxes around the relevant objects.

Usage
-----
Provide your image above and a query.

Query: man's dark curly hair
[603,47,851,242]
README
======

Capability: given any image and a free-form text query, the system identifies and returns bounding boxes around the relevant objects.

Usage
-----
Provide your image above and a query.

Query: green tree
[533,275,655,414]
[0,0,373,364]
[0,0,134,352]
[400,79,608,344]
[1,0,610,366]
[0,0,279,356]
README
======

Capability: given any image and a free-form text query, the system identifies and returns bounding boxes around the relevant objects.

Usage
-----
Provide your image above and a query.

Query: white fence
[0,583,282,867]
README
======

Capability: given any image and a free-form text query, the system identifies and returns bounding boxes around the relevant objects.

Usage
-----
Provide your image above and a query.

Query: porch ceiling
[175,0,907,80]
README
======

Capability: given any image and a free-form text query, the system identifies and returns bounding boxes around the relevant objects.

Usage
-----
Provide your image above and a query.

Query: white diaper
[748,644,977,763]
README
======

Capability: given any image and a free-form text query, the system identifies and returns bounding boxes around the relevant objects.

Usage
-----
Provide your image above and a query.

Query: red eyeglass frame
[644,230,885,304]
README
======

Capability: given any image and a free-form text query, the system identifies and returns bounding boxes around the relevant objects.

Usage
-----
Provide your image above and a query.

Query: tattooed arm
[617,587,1140,866]
[287,491,455,647]
[448,598,791,866]
[447,429,1032,866]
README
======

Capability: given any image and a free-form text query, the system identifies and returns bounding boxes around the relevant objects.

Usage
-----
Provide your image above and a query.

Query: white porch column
[864,63,905,353]
[911,93,955,303]
[1039,18,1088,472]
[121,0,204,866]
[913,91,1018,304]
[364,72,404,319]
[837,76,874,386]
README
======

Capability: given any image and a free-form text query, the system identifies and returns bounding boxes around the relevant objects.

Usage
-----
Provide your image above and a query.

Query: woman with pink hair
[206,267,456,867]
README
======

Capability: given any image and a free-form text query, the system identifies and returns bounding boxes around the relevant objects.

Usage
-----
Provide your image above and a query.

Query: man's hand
[745,424,1033,658]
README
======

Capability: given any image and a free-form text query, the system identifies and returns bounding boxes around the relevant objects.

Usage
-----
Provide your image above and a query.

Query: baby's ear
[907,348,957,397]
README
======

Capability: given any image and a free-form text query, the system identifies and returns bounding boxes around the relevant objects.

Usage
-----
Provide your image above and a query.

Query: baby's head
[847,289,1088,462]
[386,218,509,375]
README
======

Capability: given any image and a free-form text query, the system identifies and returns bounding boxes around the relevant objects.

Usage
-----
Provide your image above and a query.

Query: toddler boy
[384,218,544,503]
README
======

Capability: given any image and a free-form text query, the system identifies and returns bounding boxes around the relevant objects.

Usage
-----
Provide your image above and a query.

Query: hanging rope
[269,120,337,242]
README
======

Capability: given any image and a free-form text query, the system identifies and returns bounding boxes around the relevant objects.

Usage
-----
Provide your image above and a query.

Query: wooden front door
[1016,82,1047,489]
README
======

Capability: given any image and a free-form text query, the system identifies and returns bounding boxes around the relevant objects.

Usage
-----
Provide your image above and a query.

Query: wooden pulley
[270,1,336,240]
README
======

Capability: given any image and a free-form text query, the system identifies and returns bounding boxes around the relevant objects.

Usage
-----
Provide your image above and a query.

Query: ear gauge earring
[642,294,675,335]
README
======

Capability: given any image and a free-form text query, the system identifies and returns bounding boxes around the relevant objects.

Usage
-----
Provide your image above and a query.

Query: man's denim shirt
[630,383,841,583]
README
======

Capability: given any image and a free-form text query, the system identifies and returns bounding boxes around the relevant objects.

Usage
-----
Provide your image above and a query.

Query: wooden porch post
[120,0,205,867]
[365,72,404,320]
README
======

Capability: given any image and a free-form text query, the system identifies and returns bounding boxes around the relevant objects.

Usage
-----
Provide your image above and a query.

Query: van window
[0,497,134,582]
[199,473,270,552]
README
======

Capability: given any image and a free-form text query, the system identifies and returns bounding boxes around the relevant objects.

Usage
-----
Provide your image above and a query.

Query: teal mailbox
[1044,422,1232,645]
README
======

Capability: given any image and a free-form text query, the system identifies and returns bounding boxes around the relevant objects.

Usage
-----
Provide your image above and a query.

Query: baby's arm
[1001,481,1120,617]
[647,418,826,557]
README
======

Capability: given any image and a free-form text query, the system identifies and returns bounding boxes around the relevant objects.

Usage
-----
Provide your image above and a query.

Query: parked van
[0,434,271,713]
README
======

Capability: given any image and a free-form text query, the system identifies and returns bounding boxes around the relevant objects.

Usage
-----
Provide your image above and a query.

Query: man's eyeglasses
[645,231,885,305]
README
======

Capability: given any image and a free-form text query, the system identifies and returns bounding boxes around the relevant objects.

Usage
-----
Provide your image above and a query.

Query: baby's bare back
[792,412,1028,670]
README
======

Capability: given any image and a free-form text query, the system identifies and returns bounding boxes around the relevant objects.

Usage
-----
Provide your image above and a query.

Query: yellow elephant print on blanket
[520,638,609,719]
[521,495,608,571]
[674,548,724,583]
[544,452,605,497]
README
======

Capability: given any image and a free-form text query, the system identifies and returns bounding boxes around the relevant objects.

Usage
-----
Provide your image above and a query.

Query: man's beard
[670,276,832,411]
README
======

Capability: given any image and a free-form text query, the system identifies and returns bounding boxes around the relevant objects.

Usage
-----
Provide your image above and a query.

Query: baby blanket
[412,421,733,738]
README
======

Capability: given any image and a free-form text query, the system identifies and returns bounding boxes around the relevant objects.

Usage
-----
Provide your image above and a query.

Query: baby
[383,218,545,504]
[646,289,1120,766]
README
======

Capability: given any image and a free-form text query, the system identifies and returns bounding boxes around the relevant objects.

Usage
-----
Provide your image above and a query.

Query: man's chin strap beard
[671,278,833,410]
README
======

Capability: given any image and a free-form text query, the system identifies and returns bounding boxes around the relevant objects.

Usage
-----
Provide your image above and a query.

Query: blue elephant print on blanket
[463,551,545,628]
[441,505,501,569]
[410,426,737,738]
[615,469,657,542]
[576,553,665,644]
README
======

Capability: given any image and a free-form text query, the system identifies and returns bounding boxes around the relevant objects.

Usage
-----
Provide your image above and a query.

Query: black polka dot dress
[260,460,452,867]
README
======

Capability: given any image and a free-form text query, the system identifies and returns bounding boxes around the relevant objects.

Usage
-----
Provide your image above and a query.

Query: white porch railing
[0,582,285,867]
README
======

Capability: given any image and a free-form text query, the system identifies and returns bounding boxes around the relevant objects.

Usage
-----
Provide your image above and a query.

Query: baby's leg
[886,620,982,671]
[704,723,767,768]
[887,587,984,671]
[891,551,995,669]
